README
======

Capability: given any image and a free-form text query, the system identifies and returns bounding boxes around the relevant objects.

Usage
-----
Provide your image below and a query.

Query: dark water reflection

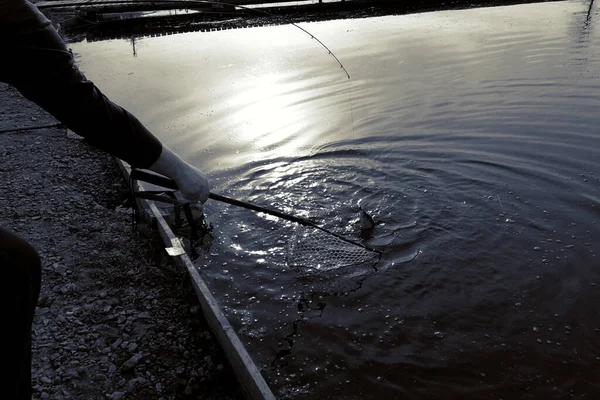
[72,1,600,398]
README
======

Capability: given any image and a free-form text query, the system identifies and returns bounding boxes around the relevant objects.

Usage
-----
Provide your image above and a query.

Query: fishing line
[348,78,356,138]
[43,0,357,132]
[41,0,351,79]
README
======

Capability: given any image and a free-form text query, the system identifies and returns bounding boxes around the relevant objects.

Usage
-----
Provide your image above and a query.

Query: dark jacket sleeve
[0,1,163,168]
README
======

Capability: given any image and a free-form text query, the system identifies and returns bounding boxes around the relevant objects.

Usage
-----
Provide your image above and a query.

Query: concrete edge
[115,159,277,400]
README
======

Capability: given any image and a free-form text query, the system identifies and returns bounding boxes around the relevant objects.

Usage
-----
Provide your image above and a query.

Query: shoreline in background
[45,0,559,42]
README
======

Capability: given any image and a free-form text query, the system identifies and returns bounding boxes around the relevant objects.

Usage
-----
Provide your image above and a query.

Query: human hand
[148,147,210,204]
[172,162,209,204]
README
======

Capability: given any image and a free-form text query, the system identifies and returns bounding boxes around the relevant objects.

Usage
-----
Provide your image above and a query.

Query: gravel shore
[0,82,242,399]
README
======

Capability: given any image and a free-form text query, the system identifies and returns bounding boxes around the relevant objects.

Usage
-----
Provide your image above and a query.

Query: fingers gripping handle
[131,169,179,190]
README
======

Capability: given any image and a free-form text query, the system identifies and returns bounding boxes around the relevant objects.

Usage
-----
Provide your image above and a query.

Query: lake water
[71,1,600,398]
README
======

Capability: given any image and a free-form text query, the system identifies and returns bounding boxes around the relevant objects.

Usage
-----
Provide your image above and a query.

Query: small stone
[108,363,117,375]
[137,311,151,319]
[121,353,143,372]
[93,373,106,381]
[184,377,196,396]
[107,392,124,400]
[64,368,79,378]
[433,331,445,339]
[40,393,49,399]
[127,377,147,391]
[532,327,539,333]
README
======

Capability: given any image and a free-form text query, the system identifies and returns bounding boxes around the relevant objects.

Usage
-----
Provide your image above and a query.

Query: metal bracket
[130,169,202,258]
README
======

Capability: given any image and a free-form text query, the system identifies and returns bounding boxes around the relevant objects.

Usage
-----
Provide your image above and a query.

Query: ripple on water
[71,1,600,398]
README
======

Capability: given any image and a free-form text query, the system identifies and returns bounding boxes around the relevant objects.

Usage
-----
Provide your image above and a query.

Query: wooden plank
[115,160,276,400]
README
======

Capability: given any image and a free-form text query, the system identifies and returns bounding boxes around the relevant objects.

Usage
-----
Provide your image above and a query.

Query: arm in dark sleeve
[0,1,163,168]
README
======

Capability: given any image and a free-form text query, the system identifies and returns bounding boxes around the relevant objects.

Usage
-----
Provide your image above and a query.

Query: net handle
[130,169,382,254]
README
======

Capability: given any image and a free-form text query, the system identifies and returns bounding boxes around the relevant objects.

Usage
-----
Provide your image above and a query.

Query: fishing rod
[130,169,382,254]
[0,122,63,134]
[40,0,351,79]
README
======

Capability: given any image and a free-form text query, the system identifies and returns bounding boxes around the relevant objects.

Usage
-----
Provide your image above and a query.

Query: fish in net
[286,225,381,272]
[128,169,382,271]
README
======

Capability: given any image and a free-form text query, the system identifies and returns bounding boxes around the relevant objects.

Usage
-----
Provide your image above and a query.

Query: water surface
[72,2,600,398]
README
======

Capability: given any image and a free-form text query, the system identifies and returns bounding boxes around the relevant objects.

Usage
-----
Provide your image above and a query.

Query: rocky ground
[0,83,242,399]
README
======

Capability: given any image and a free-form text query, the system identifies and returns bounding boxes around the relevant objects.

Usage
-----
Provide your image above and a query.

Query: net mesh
[286,225,379,272]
